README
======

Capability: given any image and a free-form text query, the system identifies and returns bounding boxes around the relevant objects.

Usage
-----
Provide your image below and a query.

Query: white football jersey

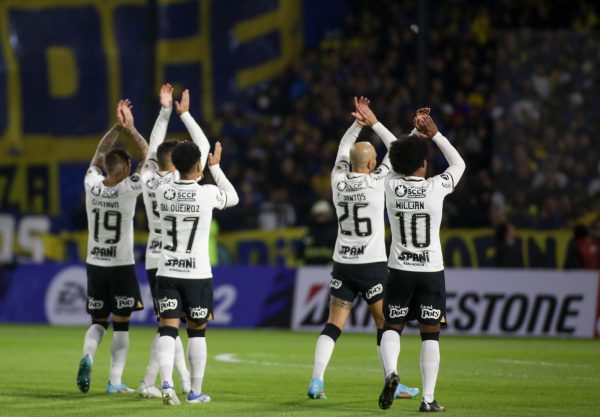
[141,160,178,270]
[331,161,390,264]
[84,166,142,266]
[156,180,228,279]
[386,173,454,272]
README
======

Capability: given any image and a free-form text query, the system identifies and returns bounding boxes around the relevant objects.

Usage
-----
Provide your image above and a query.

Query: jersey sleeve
[205,184,229,210]
[141,158,159,174]
[123,173,143,195]
[332,121,362,175]
[432,132,466,187]
[370,156,391,182]
[84,165,104,190]
[431,172,455,197]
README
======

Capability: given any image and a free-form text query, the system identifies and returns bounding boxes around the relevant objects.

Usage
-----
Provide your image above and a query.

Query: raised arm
[355,101,398,150]
[120,100,148,173]
[176,89,210,170]
[334,97,369,171]
[207,142,239,208]
[147,84,173,162]
[417,114,466,185]
[89,101,125,169]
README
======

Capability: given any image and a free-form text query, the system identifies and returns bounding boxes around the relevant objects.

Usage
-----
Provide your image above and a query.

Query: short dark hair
[171,141,201,174]
[389,135,428,176]
[157,140,180,170]
[104,148,131,176]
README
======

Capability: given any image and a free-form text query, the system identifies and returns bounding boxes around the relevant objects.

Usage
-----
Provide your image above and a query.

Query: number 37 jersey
[332,163,390,264]
[385,172,454,272]
[84,166,142,267]
[156,180,227,280]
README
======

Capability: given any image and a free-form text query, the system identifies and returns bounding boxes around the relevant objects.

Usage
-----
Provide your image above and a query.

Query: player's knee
[113,321,130,332]
[420,331,440,341]
[383,324,404,336]
[321,323,342,342]
[92,319,109,329]
[159,326,179,339]
[187,328,206,338]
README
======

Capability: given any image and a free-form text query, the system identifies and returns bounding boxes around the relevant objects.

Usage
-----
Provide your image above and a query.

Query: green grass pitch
[0,325,598,416]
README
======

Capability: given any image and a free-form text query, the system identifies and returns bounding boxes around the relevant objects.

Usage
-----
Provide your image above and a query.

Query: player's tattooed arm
[120,100,149,173]
[330,297,352,311]
[90,101,125,169]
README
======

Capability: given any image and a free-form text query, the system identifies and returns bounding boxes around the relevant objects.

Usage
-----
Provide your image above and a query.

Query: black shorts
[156,276,213,324]
[146,268,159,316]
[330,261,387,305]
[383,268,446,325]
[86,264,144,318]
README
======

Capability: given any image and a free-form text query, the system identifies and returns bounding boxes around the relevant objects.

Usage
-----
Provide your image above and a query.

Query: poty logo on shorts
[159,297,178,312]
[88,297,104,310]
[365,284,383,300]
[115,296,135,309]
[190,306,208,319]
[388,304,409,318]
[330,278,342,289]
[420,304,441,320]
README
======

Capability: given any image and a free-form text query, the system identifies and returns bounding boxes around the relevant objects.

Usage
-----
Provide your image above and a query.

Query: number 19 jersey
[84,166,142,266]
[331,162,390,264]
[385,172,454,272]
[156,180,228,279]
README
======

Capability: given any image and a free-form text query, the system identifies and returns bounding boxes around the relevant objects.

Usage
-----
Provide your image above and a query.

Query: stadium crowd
[207,0,600,232]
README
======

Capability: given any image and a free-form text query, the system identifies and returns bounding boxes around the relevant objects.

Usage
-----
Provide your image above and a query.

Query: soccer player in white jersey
[155,140,238,405]
[138,85,211,398]
[77,100,148,394]
[377,111,465,412]
[307,98,418,400]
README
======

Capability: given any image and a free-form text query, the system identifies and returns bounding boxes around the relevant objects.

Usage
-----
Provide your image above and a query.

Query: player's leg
[416,270,446,412]
[139,268,161,398]
[378,269,415,410]
[156,276,183,405]
[174,334,191,394]
[106,265,143,394]
[183,278,213,404]
[78,264,110,393]
[308,266,356,399]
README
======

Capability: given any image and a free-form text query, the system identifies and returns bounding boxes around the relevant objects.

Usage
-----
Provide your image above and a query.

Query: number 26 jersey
[84,166,142,266]
[385,172,454,272]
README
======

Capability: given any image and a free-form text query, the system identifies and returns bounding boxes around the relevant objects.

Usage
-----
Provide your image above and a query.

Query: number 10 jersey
[385,172,454,272]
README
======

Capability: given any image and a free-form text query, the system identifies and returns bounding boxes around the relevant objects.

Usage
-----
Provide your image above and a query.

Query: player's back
[331,167,388,264]
[385,172,454,272]
[156,180,221,279]
[141,168,177,268]
[84,167,142,266]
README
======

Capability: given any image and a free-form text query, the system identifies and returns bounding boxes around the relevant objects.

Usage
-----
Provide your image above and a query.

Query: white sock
[157,336,176,387]
[380,330,400,377]
[109,331,129,386]
[311,335,335,381]
[377,345,386,379]
[175,336,191,388]
[420,340,440,403]
[82,323,106,361]
[142,333,160,386]
[187,337,207,394]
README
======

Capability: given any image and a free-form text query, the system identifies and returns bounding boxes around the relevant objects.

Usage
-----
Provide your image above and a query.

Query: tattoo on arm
[330,298,353,311]
[126,126,149,173]
[90,124,121,168]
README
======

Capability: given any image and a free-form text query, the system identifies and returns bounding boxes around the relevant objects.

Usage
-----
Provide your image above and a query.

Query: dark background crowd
[200,0,600,235]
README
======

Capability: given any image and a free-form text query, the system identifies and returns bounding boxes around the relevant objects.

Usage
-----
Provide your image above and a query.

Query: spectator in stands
[564,225,600,270]
[300,200,337,265]
[494,222,523,268]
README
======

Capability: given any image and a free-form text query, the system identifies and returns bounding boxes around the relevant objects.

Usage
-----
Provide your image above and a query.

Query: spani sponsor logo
[399,251,430,263]
[388,304,409,318]
[190,306,208,319]
[159,297,178,312]
[365,284,383,300]
[91,246,116,257]
[166,258,196,269]
[339,245,366,257]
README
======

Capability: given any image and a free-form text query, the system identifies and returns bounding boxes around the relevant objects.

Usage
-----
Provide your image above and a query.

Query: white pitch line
[492,359,592,369]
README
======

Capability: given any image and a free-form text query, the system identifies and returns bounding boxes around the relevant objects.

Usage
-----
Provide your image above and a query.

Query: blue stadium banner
[0,263,295,327]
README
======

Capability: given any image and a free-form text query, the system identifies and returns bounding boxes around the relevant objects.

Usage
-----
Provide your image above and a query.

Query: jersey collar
[403,175,425,181]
